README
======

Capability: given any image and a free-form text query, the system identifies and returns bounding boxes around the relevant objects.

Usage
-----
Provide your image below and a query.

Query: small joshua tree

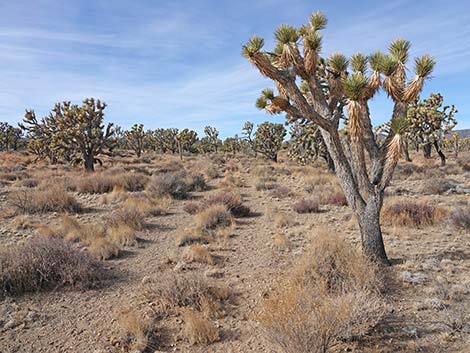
[0,122,22,151]
[253,121,286,162]
[242,121,257,156]
[407,93,457,166]
[243,11,435,264]
[175,128,198,160]
[223,135,241,155]
[125,123,146,157]
[288,120,334,172]
[204,126,220,153]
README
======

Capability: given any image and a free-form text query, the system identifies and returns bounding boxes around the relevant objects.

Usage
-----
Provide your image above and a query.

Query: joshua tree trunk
[423,142,432,158]
[178,142,183,161]
[403,138,411,162]
[433,140,446,166]
[84,154,95,172]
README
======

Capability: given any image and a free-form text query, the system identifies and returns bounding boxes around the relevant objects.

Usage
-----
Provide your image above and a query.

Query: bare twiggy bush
[449,206,470,232]
[183,309,219,345]
[142,273,229,319]
[182,245,214,265]
[293,198,321,214]
[257,231,385,353]
[0,237,106,295]
[321,191,348,206]
[382,199,446,227]
[186,173,207,192]
[146,172,191,199]
[9,185,81,214]
[204,190,250,217]
[195,205,234,232]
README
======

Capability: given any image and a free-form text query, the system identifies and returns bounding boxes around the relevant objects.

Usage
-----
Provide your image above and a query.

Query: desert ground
[0,150,469,353]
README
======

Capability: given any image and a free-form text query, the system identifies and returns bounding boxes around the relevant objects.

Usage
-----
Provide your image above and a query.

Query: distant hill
[455,129,470,138]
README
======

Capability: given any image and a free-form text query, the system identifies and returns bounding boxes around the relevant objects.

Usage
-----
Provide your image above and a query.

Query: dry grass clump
[16,178,38,188]
[11,215,36,230]
[183,309,219,345]
[382,199,446,228]
[257,231,386,353]
[142,273,229,318]
[293,198,320,214]
[269,185,293,199]
[418,178,455,195]
[146,172,191,199]
[175,230,212,247]
[108,224,138,247]
[274,212,298,228]
[183,201,201,215]
[272,233,290,249]
[75,171,149,194]
[219,172,244,188]
[182,245,214,265]
[113,308,154,352]
[195,205,234,232]
[450,207,470,232]
[187,173,207,192]
[87,236,120,260]
[321,191,348,206]
[205,190,250,217]
[0,237,105,295]
[9,185,81,214]
[304,174,335,193]
[108,200,147,231]
[125,194,172,216]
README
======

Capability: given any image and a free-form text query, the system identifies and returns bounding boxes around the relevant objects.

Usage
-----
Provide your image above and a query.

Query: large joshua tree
[243,12,435,264]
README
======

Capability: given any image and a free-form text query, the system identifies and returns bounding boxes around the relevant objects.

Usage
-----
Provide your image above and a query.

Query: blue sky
[0,0,469,137]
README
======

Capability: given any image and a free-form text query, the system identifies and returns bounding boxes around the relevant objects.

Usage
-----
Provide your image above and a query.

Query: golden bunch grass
[183,309,219,345]
[182,245,214,265]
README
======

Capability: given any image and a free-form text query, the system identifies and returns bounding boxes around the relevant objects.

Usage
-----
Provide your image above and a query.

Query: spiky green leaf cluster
[369,51,385,72]
[350,53,368,74]
[414,55,436,78]
[274,25,299,45]
[327,53,348,73]
[242,36,265,58]
[390,116,410,135]
[305,31,322,51]
[309,11,328,31]
[380,55,397,76]
[343,73,369,100]
[389,38,411,64]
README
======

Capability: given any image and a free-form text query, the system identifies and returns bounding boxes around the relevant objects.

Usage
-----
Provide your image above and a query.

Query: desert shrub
[183,309,219,345]
[87,236,120,260]
[205,191,250,217]
[182,245,214,265]
[395,163,424,178]
[124,194,171,217]
[142,273,229,318]
[11,215,36,230]
[322,191,348,206]
[114,308,153,352]
[256,181,278,191]
[257,231,385,353]
[382,199,446,227]
[304,175,335,193]
[0,172,20,181]
[270,185,293,198]
[450,207,470,232]
[274,212,298,228]
[0,237,105,295]
[75,172,149,194]
[108,224,138,247]
[462,162,470,172]
[195,205,234,232]
[176,231,212,247]
[146,172,190,199]
[183,201,202,215]
[293,198,320,214]
[8,185,81,214]
[108,202,146,231]
[187,173,207,192]
[418,178,455,195]
[17,178,38,188]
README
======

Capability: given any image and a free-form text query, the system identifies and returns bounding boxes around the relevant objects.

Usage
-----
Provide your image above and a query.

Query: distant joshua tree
[204,126,220,153]
[125,123,146,157]
[253,121,286,162]
[0,122,22,151]
[243,11,435,264]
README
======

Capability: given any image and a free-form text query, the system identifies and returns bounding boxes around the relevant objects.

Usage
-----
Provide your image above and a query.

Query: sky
[0,0,469,138]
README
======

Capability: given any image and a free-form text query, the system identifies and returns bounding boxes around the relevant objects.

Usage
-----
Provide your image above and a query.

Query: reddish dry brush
[450,206,470,232]
[293,198,321,214]
[382,199,446,227]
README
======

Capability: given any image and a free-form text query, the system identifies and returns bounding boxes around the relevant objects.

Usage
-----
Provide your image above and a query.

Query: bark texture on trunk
[434,141,446,166]
[357,195,390,265]
[84,154,95,172]
[423,142,432,158]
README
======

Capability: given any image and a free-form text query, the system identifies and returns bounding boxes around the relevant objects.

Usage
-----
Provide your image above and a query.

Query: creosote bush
[382,199,446,227]
[0,237,106,295]
[257,231,385,353]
